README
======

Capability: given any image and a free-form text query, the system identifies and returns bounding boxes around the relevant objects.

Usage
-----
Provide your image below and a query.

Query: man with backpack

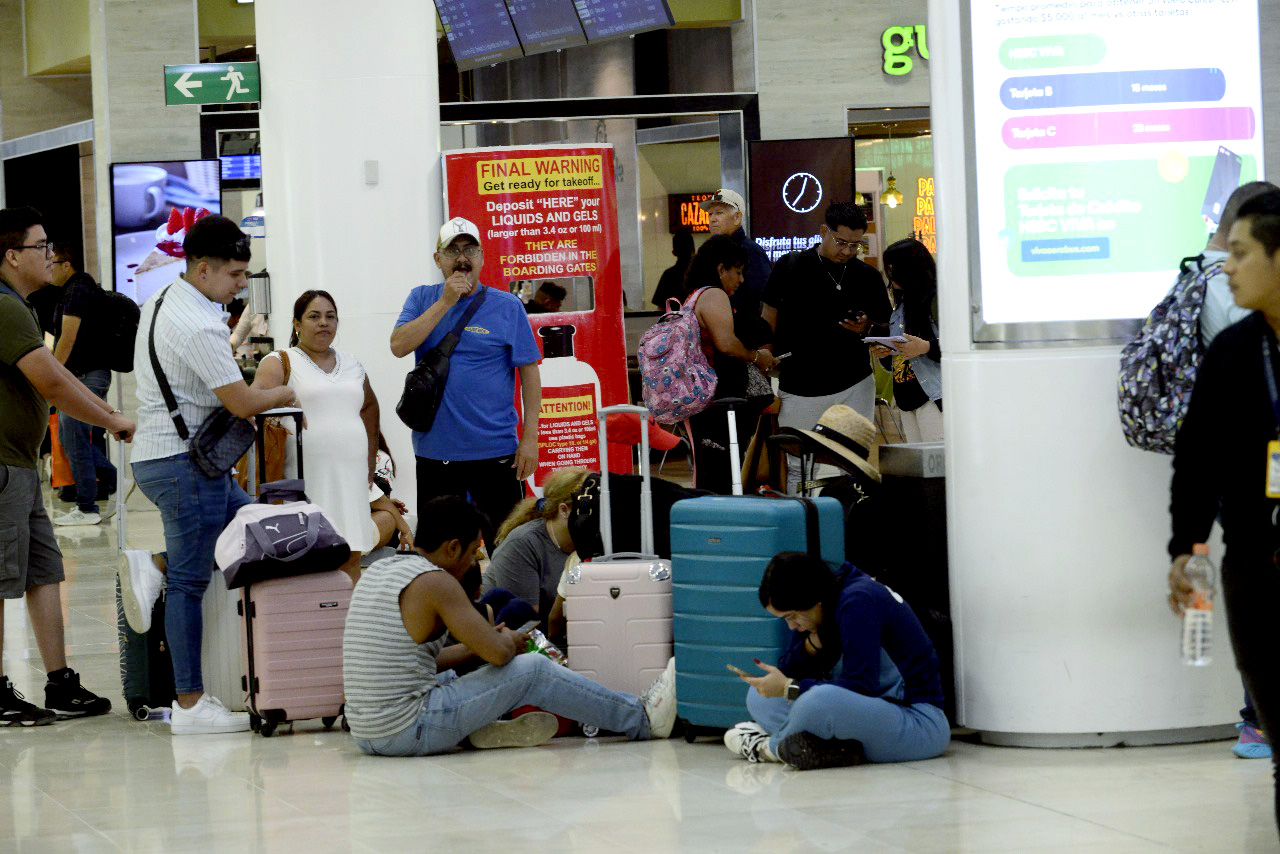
[48,242,115,526]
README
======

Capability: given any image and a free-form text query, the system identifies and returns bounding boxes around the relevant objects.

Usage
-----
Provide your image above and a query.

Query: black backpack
[100,289,141,373]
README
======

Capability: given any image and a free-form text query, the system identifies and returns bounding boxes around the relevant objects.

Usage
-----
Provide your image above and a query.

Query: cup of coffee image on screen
[111,159,220,305]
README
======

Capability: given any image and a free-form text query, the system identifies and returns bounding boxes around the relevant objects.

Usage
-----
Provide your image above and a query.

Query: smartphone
[863,335,908,352]
[515,620,538,634]
[725,663,751,678]
[1202,146,1243,225]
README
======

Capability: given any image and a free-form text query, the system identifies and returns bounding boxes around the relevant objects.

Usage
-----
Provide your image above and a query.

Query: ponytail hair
[494,467,590,546]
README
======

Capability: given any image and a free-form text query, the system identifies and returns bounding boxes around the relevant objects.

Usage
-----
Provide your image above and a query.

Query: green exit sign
[164,62,260,106]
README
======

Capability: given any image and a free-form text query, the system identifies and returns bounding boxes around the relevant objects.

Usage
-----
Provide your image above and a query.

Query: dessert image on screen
[135,206,210,275]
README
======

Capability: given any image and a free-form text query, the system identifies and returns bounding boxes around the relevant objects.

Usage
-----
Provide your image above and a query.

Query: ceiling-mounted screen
[575,0,674,42]
[967,0,1264,338]
[508,0,587,54]
[435,0,524,70]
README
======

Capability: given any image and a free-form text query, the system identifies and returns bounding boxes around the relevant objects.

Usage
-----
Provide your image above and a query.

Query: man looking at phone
[343,496,677,756]
[762,203,891,490]
[391,218,541,548]
[0,206,135,725]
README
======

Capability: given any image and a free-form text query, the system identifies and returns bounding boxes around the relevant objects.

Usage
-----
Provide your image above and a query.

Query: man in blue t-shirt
[392,218,542,544]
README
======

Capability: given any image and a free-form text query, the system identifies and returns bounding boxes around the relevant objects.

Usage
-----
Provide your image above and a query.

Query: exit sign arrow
[164,62,259,106]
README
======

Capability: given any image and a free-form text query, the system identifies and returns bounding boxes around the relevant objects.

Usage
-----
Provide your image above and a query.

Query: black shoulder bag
[149,285,256,478]
[396,286,488,433]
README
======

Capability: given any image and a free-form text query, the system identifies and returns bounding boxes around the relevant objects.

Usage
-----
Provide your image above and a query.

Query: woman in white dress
[252,290,378,581]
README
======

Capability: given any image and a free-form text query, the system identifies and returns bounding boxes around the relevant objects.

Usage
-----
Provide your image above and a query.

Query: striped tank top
[342,554,450,740]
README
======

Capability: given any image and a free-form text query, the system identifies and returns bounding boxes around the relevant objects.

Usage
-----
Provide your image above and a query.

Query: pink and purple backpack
[639,288,718,424]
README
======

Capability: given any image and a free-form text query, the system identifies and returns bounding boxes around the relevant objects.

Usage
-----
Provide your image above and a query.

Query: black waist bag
[396,287,487,433]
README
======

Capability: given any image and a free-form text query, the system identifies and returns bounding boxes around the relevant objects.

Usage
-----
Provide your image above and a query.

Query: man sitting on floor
[342,496,676,756]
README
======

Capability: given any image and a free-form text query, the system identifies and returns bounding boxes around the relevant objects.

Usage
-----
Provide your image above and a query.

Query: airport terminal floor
[0,486,1275,852]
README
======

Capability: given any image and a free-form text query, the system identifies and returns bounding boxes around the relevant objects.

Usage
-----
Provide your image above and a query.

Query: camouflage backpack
[1117,254,1224,454]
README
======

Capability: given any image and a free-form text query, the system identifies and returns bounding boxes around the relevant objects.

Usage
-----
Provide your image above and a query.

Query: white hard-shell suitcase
[565,404,673,697]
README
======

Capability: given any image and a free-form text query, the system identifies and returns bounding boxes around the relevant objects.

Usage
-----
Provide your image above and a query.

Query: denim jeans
[746,685,949,763]
[355,653,650,756]
[132,454,252,695]
[60,369,114,513]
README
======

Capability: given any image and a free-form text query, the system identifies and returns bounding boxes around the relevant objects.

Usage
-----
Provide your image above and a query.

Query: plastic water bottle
[1181,543,1216,667]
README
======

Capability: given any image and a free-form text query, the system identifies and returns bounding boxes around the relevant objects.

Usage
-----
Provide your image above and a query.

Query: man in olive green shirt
[0,207,136,726]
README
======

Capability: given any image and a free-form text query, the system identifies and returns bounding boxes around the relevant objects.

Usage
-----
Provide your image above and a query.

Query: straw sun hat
[797,404,881,483]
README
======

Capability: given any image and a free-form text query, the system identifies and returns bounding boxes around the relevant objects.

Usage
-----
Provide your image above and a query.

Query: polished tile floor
[3,490,1278,853]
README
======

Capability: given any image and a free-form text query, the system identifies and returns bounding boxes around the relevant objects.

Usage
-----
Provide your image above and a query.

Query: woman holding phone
[871,238,942,442]
[724,552,949,770]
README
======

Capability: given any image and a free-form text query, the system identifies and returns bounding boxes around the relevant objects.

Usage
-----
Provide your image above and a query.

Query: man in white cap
[391,218,542,545]
[702,189,773,330]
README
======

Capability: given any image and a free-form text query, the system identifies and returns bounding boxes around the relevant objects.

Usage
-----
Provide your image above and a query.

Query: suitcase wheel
[259,719,278,738]
[581,724,599,738]
[249,713,261,733]
[321,715,338,730]
[681,719,697,744]
[340,715,350,733]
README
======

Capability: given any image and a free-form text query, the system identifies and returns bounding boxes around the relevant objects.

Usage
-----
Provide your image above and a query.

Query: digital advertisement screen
[110,160,221,305]
[508,0,587,54]
[970,0,1264,326]
[575,0,674,41]
[667,192,715,233]
[435,0,524,70]
[747,138,855,262]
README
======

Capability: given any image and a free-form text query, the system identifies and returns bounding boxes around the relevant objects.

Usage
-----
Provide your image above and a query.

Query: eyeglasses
[441,245,482,260]
[16,241,53,257]
[829,235,861,251]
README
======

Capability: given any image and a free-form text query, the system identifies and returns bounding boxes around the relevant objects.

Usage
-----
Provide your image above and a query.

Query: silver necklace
[818,249,846,290]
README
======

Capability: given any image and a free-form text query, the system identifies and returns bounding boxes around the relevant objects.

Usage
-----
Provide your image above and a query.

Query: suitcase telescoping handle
[714,397,747,496]
[254,407,305,493]
[596,404,655,558]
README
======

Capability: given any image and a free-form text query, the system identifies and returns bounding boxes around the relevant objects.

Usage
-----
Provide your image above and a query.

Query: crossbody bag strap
[148,285,190,441]
[277,349,291,385]
[436,286,488,358]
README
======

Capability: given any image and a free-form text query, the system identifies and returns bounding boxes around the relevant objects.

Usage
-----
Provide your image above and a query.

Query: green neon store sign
[882,25,929,76]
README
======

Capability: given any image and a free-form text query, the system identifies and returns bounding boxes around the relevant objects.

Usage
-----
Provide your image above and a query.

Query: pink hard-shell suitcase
[566,404,673,697]
[237,570,352,736]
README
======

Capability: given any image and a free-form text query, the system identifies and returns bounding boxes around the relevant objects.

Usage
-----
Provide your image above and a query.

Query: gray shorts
[0,464,64,598]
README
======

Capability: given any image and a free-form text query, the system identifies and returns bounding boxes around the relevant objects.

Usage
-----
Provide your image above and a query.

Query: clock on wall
[782,171,823,214]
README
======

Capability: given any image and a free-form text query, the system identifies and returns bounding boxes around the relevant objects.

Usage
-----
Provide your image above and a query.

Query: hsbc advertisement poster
[442,144,630,486]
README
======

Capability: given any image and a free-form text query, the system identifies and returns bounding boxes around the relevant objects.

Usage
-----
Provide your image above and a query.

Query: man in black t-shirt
[762,203,891,490]
[50,242,115,525]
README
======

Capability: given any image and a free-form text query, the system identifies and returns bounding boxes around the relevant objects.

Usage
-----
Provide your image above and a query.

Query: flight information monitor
[574,0,673,42]
[508,0,586,54]
[435,0,524,70]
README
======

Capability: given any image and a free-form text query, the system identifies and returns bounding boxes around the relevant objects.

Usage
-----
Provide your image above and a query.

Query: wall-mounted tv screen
[219,129,261,187]
[574,0,673,41]
[508,0,586,54]
[435,0,524,70]
[110,159,221,305]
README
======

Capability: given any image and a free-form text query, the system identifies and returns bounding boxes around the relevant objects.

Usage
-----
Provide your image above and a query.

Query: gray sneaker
[640,657,677,739]
[469,711,559,749]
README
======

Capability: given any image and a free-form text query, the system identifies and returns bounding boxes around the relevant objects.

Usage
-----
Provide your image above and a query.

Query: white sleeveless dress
[268,347,376,552]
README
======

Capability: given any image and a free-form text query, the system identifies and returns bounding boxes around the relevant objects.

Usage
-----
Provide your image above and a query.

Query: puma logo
[264,523,281,534]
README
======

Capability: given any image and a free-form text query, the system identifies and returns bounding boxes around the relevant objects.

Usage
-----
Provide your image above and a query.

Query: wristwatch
[785,681,801,702]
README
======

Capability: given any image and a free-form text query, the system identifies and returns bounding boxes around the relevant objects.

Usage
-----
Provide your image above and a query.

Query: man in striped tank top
[343,496,677,755]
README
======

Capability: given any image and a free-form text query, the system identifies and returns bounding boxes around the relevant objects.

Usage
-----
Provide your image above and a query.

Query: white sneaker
[640,657,677,739]
[119,550,165,634]
[170,695,250,735]
[724,721,778,763]
[54,508,101,526]
[469,711,559,749]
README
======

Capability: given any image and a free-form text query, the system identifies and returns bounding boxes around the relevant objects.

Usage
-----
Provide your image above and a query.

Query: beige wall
[0,3,92,139]
[755,0,929,138]
[26,0,91,75]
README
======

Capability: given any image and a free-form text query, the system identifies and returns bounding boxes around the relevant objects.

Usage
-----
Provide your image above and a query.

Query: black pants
[687,398,767,496]
[1222,549,1280,838]
[416,455,524,551]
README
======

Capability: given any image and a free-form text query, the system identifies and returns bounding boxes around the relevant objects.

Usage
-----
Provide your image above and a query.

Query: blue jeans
[132,454,252,695]
[355,653,651,756]
[60,369,114,513]
[746,685,950,763]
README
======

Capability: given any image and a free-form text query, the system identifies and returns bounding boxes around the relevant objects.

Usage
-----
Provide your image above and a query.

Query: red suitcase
[565,404,673,696]
[238,570,352,737]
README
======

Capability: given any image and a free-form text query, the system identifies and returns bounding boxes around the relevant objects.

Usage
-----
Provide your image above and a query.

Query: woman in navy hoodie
[726,552,950,770]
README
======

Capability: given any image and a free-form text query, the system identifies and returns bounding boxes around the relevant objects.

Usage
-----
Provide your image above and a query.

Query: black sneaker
[775,732,866,771]
[0,677,56,726]
[44,668,111,718]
